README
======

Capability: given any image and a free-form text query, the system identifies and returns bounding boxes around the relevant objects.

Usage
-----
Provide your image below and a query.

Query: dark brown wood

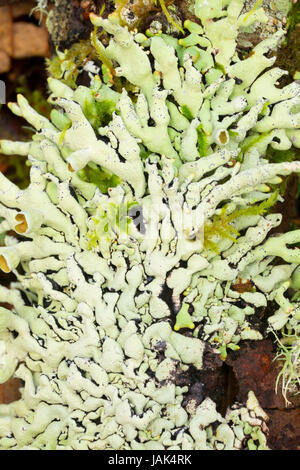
[0,1,23,5]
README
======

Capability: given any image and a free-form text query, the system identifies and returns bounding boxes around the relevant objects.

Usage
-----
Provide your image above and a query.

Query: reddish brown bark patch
[227,339,300,409]
[0,378,22,404]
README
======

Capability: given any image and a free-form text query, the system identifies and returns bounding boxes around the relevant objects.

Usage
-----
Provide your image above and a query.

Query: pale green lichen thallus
[0,0,299,450]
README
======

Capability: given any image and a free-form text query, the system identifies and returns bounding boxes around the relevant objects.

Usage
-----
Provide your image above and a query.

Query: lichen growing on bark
[0,0,300,450]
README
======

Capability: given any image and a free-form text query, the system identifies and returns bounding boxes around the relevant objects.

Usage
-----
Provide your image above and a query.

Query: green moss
[81,96,117,131]
[180,104,194,121]
[238,132,270,162]
[111,0,183,32]
[46,40,98,89]
[204,191,279,253]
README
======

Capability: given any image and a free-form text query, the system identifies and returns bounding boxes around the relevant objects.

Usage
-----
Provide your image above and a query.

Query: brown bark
[0,379,21,404]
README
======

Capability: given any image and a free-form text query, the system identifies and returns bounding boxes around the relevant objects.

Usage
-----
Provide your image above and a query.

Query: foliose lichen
[0,0,300,450]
